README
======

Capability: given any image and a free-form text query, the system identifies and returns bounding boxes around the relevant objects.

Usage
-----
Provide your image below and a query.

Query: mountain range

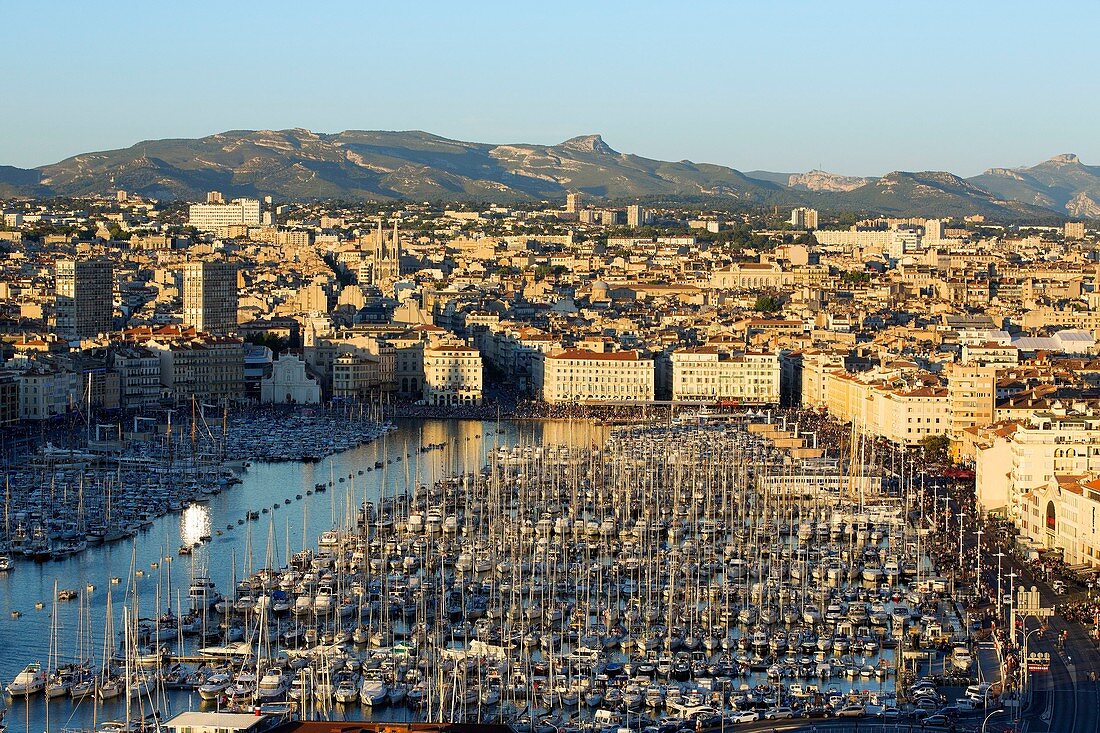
[0,128,1096,220]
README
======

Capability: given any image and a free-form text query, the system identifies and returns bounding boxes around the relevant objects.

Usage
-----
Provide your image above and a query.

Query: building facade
[670,346,780,404]
[187,199,261,229]
[183,261,238,336]
[260,354,321,404]
[534,348,655,404]
[148,337,245,404]
[55,259,113,340]
[422,344,483,406]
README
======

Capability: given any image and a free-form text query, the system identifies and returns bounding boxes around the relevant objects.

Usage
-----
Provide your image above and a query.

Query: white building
[1026,475,1100,566]
[187,198,261,230]
[976,410,1100,542]
[260,354,320,405]
[534,348,655,404]
[422,344,483,406]
[790,207,819,230]
[671,346,780,404]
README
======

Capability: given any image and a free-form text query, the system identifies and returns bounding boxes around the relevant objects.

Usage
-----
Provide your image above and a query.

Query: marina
[0,414,989,732]
[0,404,391,566]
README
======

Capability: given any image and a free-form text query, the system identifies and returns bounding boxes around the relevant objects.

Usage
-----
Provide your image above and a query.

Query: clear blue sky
[5,0,1098,176]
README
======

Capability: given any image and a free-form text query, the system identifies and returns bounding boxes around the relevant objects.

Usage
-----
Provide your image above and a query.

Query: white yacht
[6,662,46,696]
[198,672,232,700]
[359,676,388,706]
[254,668,289,701]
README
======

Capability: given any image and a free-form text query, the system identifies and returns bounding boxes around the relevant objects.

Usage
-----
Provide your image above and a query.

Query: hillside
[969,154,1100,218]
[28,129,787,205]
[0,128,1091,219]
[815,171,1056,219]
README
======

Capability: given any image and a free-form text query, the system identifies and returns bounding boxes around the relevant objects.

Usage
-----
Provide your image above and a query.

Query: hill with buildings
[0,128,1089,218]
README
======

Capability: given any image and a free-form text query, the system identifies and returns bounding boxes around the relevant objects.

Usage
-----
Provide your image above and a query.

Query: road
[1020,615,1100,733]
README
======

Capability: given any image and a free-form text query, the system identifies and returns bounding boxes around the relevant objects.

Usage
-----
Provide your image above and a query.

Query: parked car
[729,710,759,724]
[763,707,796,719]
[835,704,865,718]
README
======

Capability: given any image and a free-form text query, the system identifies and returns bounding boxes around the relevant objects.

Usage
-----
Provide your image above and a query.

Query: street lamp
[1022,625,1044,701]
[994,551,1006,625]
[960,511,966,570]
[976,528,985,591]
[981,709,1005,733]
[1006,571,1018,649]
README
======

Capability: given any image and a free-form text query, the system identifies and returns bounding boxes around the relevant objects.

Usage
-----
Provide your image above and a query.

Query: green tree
[754,294,782,312]
[919,434,951,464]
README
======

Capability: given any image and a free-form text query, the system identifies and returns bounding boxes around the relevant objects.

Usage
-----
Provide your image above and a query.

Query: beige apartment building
[112,345,162,409]
[332,353,382,400]
[822,370,949,446]
[187,198,261,230]
[946,363,997,459]
[17,366,79,420]
[800,350,848,409]
[670,346,780,404]
[147,336,245,403]
[422,344,483,406]
[534,348,655,404]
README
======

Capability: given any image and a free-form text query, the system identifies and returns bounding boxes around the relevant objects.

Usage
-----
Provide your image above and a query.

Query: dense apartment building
[946,363,997,458]
[822,369,949,446]
[182,261,238,336]
[422,344,483,406]
[147,336,245,403]
[17,365,79,420]
[332,353,382,400]
[187,198,261,230]
[977,410,1100,564]
[0,372,20,425]
[670,346,780,404]
[112,346,162,409]
[534,348,655,404]
[55,258,114,340]
[790,207,819,229]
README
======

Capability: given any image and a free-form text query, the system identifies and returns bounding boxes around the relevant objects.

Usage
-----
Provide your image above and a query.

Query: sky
[4,0,1099,176]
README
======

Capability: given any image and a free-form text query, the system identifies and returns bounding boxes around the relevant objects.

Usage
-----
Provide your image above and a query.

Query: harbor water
[0,418,609,732]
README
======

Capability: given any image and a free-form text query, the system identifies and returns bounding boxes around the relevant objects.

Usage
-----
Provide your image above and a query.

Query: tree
[919,434,951,464]
[754,294,782,312]
[246,332,290,356]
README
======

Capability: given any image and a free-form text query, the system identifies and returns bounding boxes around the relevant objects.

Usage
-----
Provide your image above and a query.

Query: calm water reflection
[0,418,607,731]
